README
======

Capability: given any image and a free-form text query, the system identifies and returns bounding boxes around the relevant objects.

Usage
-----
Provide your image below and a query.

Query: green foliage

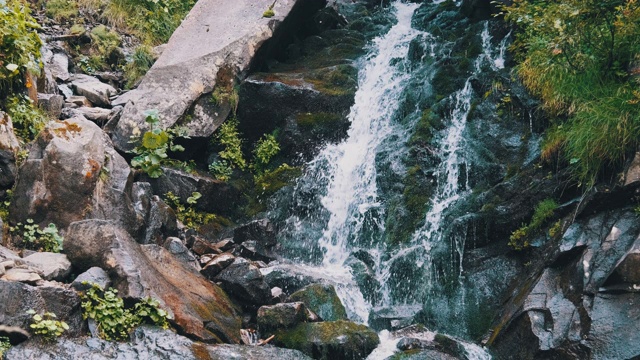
[10,220,63,253]
[124,45,155,89]
[80,283,170,341]
[252,133,280,173]
[27,309,69,341]
[500,0,640,185]
[0,336,10,358]
[509,198,559,250]
[209,118,246,181]
[164,191,216,230]
[0,0,42,100]
[263,9,275,18]
[0,189,12,223]
[44,0,79,21]
[5,95,48,141]
[130,109,188,178]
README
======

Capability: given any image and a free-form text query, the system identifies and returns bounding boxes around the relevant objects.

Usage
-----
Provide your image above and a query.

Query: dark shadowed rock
[234,219,277,246]
[0,325,29,345]
[9,116,138,235]
[7,325,312,359]
[64,220,242,343]
[215,258,271,306]
[0,281,85,337]
[273,320,379,360]
[257,302,307,334]
[288,283,347,321]
[131,182,179,245]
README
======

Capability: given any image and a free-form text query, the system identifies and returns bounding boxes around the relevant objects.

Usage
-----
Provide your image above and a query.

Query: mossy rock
[273,320,380,360]
[288,283,347,321]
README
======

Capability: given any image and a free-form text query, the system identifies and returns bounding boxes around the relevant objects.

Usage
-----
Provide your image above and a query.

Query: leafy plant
[209,118,246,181]
[27,309,69,341]
[0,336,10,358]
[263,0,276,18]
[252,133,280,174]
[80,283,170,341]
[164,191,216,229]
[509,199,559,250]
[10,220,63,253]
[0,0,42,101]
[5,94,48,141]
[130,109,188,178]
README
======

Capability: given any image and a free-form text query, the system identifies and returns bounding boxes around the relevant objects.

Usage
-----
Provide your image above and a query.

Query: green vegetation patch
[509,198,558,250]
[44,0,79,21]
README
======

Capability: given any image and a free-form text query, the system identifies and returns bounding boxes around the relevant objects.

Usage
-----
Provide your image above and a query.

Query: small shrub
[130,109,188,178]
[252,133,280,173]
[10,220,63,253]
[209,118,246,180]
[80,283,170,341]
[27,309,69,341]
[124,45,155,89]
[509,199,559,250]
[5,95,48,141]
[164,191,216,230]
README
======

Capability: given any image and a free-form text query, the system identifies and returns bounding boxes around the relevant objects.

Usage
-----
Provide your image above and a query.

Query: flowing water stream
[270,1,511,358]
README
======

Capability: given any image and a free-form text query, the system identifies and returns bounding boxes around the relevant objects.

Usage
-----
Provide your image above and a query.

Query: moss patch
[288,284,347,321]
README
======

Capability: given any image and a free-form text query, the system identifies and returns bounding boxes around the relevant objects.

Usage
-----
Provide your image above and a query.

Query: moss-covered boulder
[288,283,347,321]
[273,320,379,360]
[257,302,308,334]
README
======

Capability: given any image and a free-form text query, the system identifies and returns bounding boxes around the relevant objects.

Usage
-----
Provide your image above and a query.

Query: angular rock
[613,251,640,284]
[191,235,221,256]
[234,219,277,246]
[1,267,41,284]
[368,305,422,331]
[48,52,70,82]
[67,96,92,107]
[0,245,19,262]
[257,302,307,334]
[201,253,235,280]
[0,112,20,152]
[7,325,312,360]
[71,266,111,291]
[58,85,73,99]
[273,320,379,360]
[288,283,347,321]
[112,0,326,151]
[77,106,113,124]
[71,74,117,107]
[588,292,640,359]
[23,252,72,282]
[164,237,198,270]
[261,263,325,295]
[214,238,236,252]
[0,112,20,188]
[215,258,271,306]
[9,116,138,234]
[64,220,242,343]
[37,93,64,118]
[0,281,85,337]
[131,182,179,245]
[236,240,276,263]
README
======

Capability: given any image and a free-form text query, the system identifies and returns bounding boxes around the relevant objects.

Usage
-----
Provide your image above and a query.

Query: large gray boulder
[0,281,85,337]
[64,220,243,343]
[111,0,326,151]
[7,325,313,360]
[9,116,138,234]
[23,252,72,282]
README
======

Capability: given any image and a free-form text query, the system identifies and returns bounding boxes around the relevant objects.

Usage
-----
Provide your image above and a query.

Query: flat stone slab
[112,0,325,150]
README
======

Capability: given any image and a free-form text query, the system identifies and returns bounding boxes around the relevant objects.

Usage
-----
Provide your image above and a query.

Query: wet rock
[588,292,640,359]
[23,252,71,282]
[261,264,325,295]
[368,305,422,331]
[141,167,241,217]
[7,325,312,360]
[112,0,326,150]
[37,93,64,118]
[234,219,277,246]
[64,220,242,342]
[201,253,235,280]
[257,302,307,334]
[288,283,347,321]
[215,258,271,306]
[236,240,276,263]
[612,251,640,283]
[0,281,85,337]
[70,74,117,107]
[71,266,111,291]
[77,106,113,124]
[273,320,379,360]
[9,116,138,234]
[345,252,380,304]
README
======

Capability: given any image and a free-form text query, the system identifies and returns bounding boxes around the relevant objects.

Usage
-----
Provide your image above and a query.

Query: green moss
[45,0,78,21]
[124,45,155,89]
[509,198,558,250]
[306,65,357,96]
[288,284,347,321]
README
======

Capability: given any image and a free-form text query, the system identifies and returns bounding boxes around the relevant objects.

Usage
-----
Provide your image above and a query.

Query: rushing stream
[270,1,511,358]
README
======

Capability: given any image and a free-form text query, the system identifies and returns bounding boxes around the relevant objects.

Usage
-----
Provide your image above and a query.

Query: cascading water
[270,1,512,359]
